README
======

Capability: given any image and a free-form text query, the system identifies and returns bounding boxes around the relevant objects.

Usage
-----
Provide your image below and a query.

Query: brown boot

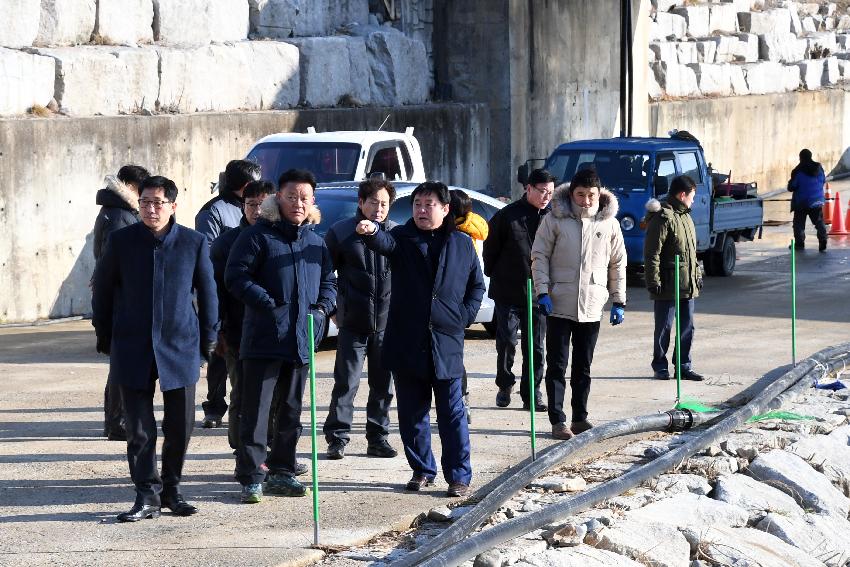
[552,422,574,440]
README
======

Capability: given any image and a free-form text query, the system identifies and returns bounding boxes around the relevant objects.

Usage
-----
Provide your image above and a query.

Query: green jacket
[643,197,700,301]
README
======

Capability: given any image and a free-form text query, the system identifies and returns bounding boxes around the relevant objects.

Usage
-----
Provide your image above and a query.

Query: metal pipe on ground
[419,342,850,567]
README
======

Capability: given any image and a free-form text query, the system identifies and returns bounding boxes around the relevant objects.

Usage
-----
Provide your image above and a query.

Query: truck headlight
[620,216,635,231]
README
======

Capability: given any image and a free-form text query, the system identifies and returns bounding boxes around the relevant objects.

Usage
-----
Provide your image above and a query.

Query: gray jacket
[195,189,243,245]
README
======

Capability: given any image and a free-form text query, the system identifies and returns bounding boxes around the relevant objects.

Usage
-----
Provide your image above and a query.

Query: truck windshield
[247,142,361,184]
[546,150,652,192]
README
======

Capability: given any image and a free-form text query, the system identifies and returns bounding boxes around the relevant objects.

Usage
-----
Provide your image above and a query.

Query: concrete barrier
[35,0,96,46]
[0,48,55,115]
[0,103,490,322]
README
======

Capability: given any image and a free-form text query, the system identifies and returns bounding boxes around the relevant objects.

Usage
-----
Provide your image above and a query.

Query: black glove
[201,340,217,363]
[648,284,662,296]
[95,334,111,355]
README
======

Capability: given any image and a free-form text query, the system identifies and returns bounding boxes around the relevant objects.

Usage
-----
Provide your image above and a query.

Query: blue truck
[518,134,764,277]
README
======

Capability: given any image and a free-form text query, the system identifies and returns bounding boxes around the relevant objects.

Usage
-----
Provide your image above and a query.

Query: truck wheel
[717,238,736,276]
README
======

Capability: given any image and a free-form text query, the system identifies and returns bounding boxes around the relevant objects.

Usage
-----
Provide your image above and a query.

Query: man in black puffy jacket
[92,164,149,441]
[322,179,398,461]
[483,168,554,412]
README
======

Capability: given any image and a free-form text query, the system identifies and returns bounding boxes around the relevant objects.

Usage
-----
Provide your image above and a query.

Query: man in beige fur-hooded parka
[531,168,626,441]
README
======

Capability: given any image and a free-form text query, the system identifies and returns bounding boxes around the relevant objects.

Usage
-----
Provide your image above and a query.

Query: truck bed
[712,197,763,234]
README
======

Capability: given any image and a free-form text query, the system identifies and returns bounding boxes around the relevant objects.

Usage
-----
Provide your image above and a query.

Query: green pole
[526,279,537,461]
[675,254,681,404]
[307,314,320,545]
[791,239,797,367]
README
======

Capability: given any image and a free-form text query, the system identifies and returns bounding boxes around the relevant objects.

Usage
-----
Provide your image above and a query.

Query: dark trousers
[544,317,600,425]
[494,302,546,401]
[225,350,242,450]
[120,368,195,506]
[202,351,228,418]
[395,370,471,485]
[236,358,307,485]
[103,376,124,434]
[323,329,394,445]
[653,298,695,373]
[792,206,827,247]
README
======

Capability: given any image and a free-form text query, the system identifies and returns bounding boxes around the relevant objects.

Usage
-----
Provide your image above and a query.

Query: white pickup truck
[244,127,426,184]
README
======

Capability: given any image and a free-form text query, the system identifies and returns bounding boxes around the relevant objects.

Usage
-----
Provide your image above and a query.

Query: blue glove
[538,294,553,316]
[610,303,625,326]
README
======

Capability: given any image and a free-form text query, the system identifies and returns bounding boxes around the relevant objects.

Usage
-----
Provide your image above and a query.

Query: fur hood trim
[104,174,139,211]
[258,194,322,225]
[551,184,618,221]
[645,198,662,213]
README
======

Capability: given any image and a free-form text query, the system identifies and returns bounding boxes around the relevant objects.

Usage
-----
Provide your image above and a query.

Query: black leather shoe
[653,371,670,381]
[367,439,399,458]
[405,474,434,491]
[117,503,160,522]
[327,440,345,460]
[161,494,198,517]
[521,391,547,412]
[679,369,705,382]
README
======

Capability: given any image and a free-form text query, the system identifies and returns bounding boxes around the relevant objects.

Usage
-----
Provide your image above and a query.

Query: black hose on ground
[420,342,850,567]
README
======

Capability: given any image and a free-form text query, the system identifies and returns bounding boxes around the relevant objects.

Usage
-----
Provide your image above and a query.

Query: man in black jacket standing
[483,168,555,411]
[323,179,398,460]
[91,175,218,522]
[92,164,149,441]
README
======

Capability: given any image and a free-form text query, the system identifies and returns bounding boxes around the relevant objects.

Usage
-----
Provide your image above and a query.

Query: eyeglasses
[139,199,172,210]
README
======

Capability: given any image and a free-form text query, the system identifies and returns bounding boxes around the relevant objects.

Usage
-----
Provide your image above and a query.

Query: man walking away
[644,175,705,382]
[483,169,554,411]
[323,179,398,460]
[788,148,828,252]
[92,164,150,441]
[196,160,261,429]
[356,181,485,498]
[92,175,217,522]
[226,169,336,504]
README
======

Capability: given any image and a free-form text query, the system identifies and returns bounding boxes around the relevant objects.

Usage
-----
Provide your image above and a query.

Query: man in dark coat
[644,175,704,382]
[196,160,261,429]
[356,181,485,498]
[483,168,554,411]
[92,164,151,441]
[91,175,218,522]
[225,168,336,504]
[323,178,398,461]
[210,180,275,451]
[788,148,828,252]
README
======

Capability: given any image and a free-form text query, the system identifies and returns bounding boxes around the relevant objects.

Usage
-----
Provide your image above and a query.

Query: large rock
[97,0,155,45]
[799,59,825,89]
[649,473,712,496]
[689,63,734,96]
[723,0,754,11]
[728,64,749,95]
[652,61,700,97]
[790,3,804,34]
[648,66,663,99]
[345,36,373,106]
[653,12,688,41]
[713,472,803,522]
[807,32,840,59]
[709,4,738,34]
[713,35,740,63]
[154,0,249,46]
[650,42,678,64]
[35,0,96,46]
[0,0,40,47]
[760,32,808,62]
[748,450,850,517]
[695,40,716,63]
[0,48,55,115]
[366,32,428,105]
[701,525,827,567]
[239,41,300,109]
[788,434,850,493]
[743,61,790,94]
[287,36,353,107]
[596,519,690,567]
[32,46,158,115]
[676,42,698,64]
[250,0,368,38]
[514,546,644,567]
[628,493,749,529]
[733,33,759,62]
[738,9,792,35]
[673,6,710,38]
[326,0,369,32]
[799,2,822,17]
[757,512,850,566]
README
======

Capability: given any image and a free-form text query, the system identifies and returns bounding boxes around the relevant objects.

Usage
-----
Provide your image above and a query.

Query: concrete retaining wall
[649,88,849,196]
[0,103,489,323]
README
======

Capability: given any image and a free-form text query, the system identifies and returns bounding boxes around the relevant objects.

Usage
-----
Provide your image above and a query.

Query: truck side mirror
[517,163,530,185]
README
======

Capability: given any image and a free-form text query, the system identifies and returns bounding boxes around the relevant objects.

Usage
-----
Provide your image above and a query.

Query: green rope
[747,410,816,423]
[674,398,722,413]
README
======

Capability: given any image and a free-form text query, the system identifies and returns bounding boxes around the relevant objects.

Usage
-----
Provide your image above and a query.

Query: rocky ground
[317,384,850,567]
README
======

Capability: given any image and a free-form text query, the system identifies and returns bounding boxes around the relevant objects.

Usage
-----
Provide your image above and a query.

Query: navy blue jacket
[788,165,826,211]
[365,219,485,381]
[211,218,248,352]
[91,220,218,392]
[224,197,336,363]
[325,213,396,334]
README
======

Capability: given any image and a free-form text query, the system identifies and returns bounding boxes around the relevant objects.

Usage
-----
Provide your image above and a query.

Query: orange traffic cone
[828,192,848,235]
[823,182,833,225]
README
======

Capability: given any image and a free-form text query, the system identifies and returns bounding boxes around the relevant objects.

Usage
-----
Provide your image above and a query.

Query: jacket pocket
[272,302,290,342]
[587,268,610,311]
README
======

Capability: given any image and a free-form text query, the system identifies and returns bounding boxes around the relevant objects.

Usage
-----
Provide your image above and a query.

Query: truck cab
[520,136,763,276]
[245,128,426,184]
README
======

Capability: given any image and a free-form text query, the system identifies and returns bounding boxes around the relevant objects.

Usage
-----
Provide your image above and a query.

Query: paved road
[0,187,848,566]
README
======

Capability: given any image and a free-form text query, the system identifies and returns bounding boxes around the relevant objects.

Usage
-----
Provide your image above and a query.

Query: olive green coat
[643,197,700,301]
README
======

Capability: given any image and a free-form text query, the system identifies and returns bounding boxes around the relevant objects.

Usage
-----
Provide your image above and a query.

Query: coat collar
[257,194,321,238]
[550,185,618,221]
[103,175,139,211]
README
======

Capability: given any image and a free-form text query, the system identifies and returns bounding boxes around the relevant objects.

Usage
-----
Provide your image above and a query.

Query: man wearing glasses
[225,168,336,503]
[92,175,218,522]
[483,168,556,412]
